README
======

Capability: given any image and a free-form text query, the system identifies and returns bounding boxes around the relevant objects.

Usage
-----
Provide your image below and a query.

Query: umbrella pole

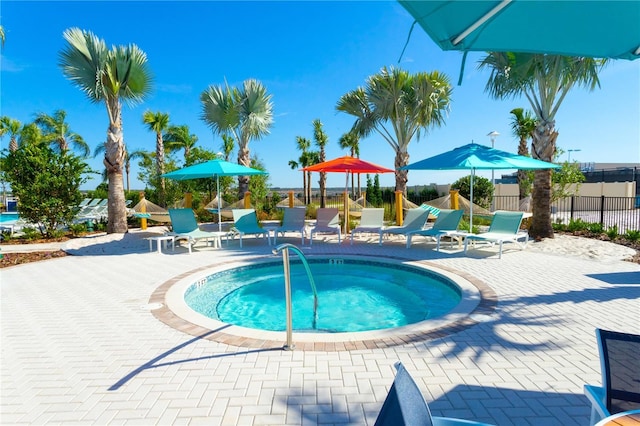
[217,176,222,233]
[470,169,474,233]
[344,171,349,235]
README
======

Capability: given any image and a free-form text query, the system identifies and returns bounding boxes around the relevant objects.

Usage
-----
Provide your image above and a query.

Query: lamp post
[487,131,500,185]
[567,149,581,162]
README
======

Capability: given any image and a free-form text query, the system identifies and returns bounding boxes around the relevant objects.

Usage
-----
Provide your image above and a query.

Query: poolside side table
[263,226,279,246]
[436,231,471,251]
[148,235,175,253]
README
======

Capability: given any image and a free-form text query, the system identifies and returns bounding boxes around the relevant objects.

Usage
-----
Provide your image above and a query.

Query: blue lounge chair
[375,362,495,426]
[273,207,306,245]
[308,208,341,246]
[350,208,384,245]
[463,211,528,259]
[168,208,221,254]
[379,207,431,246]
[405,209,464,249]
[584,328,640,425]
[231,209,268,248]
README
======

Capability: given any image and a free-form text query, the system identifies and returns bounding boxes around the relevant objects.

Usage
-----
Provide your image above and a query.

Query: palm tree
[337,66,452,194]
[338,131,361,197]
[142,111,170,206]
[59,27,152,233]
[509,108,537,201]
[163,125,198,162]
[34,110,90,157]
[200,79,274,199]
[0,117,22,152]
[288,136,312,204]
[312,119,328,207]
[479,53,606,239]
[220,134,234,161]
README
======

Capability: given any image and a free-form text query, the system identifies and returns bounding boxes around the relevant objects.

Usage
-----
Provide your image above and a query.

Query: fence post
[570,196,575,222]
[600,195,605,227]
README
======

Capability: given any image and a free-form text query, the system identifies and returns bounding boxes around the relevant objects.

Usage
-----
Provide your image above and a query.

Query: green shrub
[624,230,640,242]
[567,218,588,232]
[69,222,87,236]
[606,224,619,239]
[552,221,567,232]
[21,226,40,240]
[587,222,604,234]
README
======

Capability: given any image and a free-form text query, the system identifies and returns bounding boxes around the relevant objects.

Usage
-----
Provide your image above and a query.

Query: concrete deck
[2,227,639,425]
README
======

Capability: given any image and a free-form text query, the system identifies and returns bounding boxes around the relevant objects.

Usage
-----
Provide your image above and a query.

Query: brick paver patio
[2,228,638,425]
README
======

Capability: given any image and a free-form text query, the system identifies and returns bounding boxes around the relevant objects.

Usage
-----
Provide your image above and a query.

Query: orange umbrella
[302,156,394,233]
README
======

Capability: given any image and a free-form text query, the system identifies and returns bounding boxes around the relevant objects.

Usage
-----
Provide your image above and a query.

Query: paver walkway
[2,228,639,425]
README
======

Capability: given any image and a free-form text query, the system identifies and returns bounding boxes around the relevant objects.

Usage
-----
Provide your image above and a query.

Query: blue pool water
[0,213,19,223]
[184,259,461,333]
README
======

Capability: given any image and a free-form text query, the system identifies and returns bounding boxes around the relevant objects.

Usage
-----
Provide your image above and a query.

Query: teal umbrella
[398,0,640,83]
[163,159,267,232]
[399,0,640,60]
[400,142,560,227]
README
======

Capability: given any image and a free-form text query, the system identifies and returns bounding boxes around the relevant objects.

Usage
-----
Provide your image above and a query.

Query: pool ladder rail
[272,243,318,351]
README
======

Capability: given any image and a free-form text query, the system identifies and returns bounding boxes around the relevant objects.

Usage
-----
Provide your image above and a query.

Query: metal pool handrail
[272,243,318,350]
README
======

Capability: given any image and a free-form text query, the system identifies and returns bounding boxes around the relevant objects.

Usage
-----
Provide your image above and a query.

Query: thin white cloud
[155,83,192,94]
[0,54,25,72]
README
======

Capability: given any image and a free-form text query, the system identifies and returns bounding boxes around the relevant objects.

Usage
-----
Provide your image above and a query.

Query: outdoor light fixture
[487,131,500,185]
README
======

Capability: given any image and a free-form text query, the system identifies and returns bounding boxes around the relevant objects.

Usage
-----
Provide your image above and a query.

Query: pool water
[0,213,19,223]
[184,259,461,333]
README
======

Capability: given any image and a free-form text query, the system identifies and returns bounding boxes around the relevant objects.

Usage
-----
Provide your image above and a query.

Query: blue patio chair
[584,328,640,425]
[405,209,464,249]
[168,208,221,254]
[231,209,268,248]
[375,362,495,426]
[463,211,528,259]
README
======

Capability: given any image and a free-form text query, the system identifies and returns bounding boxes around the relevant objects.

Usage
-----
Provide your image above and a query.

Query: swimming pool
[164,256,485,345]
[185,259,461,332]
[0,213,19,223]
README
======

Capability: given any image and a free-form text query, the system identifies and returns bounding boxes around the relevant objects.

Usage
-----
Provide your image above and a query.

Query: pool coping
[149,254,497,351]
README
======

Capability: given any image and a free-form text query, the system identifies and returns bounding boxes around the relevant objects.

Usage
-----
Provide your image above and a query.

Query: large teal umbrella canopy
[400,142,560,226]
[399,0,640,61]
[163,159,267,232]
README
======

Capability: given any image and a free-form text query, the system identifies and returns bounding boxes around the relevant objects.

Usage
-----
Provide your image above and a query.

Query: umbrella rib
[452,0,512,46]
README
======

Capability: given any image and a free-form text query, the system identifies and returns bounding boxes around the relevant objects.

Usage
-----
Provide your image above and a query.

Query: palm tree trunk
[237,145,250,199]
[529,122,558,239]
[156,133,166,207]
[104,123,128,234]
[394,150,409,194]
[531,169,553,238]
[517,136,529,200]
[302,172,306,205]
[319,171,326,208]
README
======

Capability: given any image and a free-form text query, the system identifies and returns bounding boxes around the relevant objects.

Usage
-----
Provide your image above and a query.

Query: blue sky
[2,1,639,192]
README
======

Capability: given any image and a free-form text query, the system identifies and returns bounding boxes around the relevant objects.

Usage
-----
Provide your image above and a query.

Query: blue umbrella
[400,142,560,227]
[163,159,267,232]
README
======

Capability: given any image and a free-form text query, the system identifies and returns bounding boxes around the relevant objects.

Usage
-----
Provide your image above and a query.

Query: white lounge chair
[273,207,306,245]
[309,208,341,246]
[379,207,430,246]
[463,210,528,259]
[350,208,384,245]
[231,209,268,248]
[405,209,464,249]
